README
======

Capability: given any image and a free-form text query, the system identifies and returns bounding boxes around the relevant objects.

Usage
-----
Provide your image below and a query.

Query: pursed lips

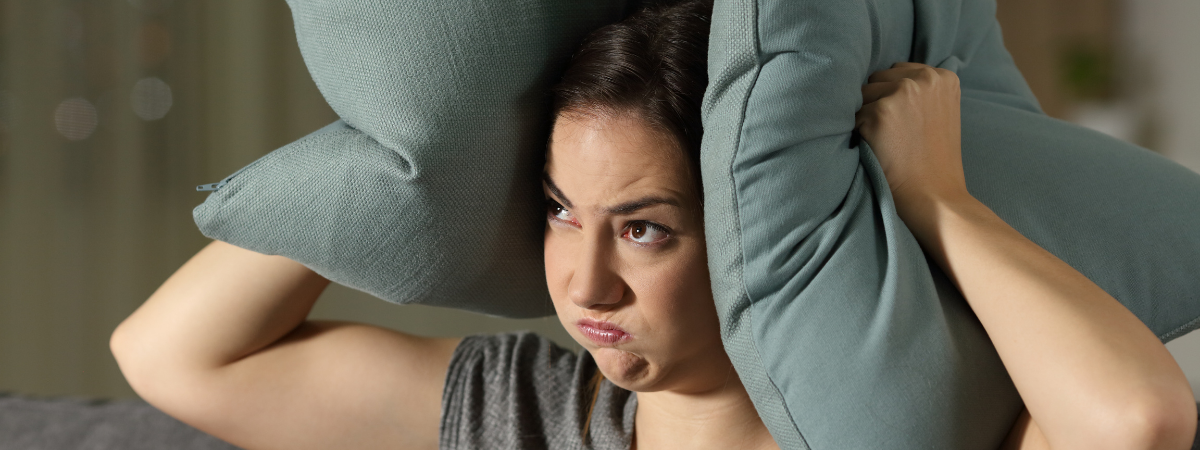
[576,317,632,346]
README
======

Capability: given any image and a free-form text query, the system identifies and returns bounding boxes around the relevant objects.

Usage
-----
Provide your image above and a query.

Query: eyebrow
[543,173,681,215]
[542,173,574,210]
[604,197,679,215]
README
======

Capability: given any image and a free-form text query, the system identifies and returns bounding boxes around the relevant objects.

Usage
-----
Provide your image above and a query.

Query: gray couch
[2,392,1197,449]
[0,393,240,450]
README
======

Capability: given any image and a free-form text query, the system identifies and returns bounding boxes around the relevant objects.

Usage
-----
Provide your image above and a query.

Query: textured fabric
[0,393,242,450]
[440,332,636,450]
[702,0,1200,449]
[193,0,632,317]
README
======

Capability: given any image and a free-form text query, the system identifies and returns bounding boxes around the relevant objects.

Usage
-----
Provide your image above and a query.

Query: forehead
[545,113,693,207]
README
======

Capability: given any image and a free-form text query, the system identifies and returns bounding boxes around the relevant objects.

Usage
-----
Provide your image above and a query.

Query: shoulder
[442,332,586,420]
[448,332,578,381]
[441,332,636,450]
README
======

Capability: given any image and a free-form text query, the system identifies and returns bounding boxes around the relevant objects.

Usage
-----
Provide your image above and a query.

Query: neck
[632,365,778,450]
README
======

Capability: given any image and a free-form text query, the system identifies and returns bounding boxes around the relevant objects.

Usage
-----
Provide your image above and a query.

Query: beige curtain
[0,0,570,400]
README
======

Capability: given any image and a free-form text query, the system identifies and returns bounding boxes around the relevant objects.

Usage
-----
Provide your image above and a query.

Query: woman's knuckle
[876,98,899,116]
[937,68,960,84]
[918,66,939,80]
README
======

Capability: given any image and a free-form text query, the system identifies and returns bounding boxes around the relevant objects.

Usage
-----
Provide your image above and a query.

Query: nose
[567,235,625,310]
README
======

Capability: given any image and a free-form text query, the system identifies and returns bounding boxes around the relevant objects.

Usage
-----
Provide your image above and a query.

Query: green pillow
[193,0,631,317]
[702,0,1200,449]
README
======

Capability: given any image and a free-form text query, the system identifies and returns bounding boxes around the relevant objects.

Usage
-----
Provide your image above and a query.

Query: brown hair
[550,0,713,196]
[548,0,713,441]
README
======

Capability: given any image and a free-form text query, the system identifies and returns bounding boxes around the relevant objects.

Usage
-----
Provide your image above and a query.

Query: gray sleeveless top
[439,332,638,450]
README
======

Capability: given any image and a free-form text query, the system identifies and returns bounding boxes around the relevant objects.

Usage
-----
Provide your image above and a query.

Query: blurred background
[0,0,1197,402]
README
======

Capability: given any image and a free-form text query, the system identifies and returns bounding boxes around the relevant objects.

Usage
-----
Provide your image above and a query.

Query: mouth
[576,318,632,347]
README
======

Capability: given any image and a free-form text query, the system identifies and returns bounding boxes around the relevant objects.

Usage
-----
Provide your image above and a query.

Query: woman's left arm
[857,62,1197,450]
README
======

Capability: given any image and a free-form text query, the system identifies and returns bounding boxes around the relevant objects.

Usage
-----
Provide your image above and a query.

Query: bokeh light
[130,77,172,121]
[54,97,99,141]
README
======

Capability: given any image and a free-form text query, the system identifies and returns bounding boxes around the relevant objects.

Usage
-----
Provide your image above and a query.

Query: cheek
[625,248,712,334]
[543,231,571,307]
[599,248,714,390]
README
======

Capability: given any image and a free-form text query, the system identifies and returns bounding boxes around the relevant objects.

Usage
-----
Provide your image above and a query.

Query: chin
[590,346,663,392]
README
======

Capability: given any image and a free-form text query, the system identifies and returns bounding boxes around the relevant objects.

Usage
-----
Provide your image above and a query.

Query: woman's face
[544,112,730,394]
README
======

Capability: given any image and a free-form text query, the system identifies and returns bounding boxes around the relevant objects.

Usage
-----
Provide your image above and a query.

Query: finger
[854,102,881,132]
[867,66,929,84]
[860,81,900,105]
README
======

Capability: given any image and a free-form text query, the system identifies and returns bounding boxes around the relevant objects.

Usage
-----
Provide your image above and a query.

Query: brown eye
[630,223,646,239]
[624,221,669,245]
[546,199,578,226]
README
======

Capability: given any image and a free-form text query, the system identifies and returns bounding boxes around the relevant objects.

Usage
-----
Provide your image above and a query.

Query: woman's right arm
[110,240,458,450]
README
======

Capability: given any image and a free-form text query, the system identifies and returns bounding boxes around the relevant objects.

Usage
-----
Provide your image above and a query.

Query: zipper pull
[196,181,227,192]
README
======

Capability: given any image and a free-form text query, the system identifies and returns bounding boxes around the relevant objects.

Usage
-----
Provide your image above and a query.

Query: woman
[110,1,1196,449]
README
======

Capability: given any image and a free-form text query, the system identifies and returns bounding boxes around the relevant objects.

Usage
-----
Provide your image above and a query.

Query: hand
[855,62,969,219]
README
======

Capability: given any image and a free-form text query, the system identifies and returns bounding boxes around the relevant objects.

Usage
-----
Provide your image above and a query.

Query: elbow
[110,318,187,402]
[1098,391,1197,450]
[109,319,134,378]
[109,318,134,363]
[1136,394,1197,450]
[110,319,154,397]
